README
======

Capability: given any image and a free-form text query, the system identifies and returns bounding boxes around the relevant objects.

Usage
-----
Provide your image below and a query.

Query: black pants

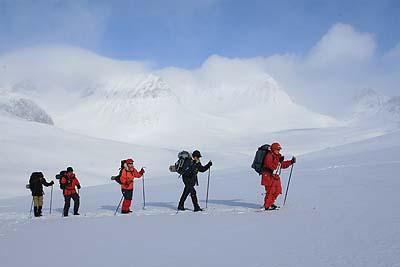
[178,184,200,209]
[122,189,133,200]
[64,193,80,216]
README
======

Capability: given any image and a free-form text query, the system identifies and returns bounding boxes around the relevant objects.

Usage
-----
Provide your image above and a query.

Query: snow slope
[351,89,400,128]
[0,113,254,199]
[0,114,175,198]
[0,93,53,124]
[0,109,388,199]
[0,128,399,267]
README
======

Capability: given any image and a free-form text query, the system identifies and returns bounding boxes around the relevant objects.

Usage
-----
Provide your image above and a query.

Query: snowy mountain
[0,93,53,124]
[55,74,182,141]
[351,89,400,127]
[0,46,337,147]
[159,56,337,135]
[384,96,400,121]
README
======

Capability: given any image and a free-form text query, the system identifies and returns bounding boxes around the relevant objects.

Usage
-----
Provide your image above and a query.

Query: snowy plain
[0,117,399,267]
[0,46,399,267]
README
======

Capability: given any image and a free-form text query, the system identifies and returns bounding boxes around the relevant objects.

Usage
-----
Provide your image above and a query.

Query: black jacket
[29,173,53,196]
[182,160,211,187]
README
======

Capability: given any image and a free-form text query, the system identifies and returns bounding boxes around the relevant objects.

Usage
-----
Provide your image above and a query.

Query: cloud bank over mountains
[0,23,398,145]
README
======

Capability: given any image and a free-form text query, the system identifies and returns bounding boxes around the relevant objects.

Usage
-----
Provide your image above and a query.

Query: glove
[208,160,213,167]
[291,156,296,164]
[50,181,55,185]
[140,168,145,174]
[77,184,81,190]
[279,156,284,163]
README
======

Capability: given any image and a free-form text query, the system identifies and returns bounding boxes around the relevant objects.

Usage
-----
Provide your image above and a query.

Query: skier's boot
[271,204,279,210]
[38,206,43,216]
[193,206,203,212]
[265,204,278,211]
[177,205,185,211]
[34,207,39,217]
[191,194,203,212]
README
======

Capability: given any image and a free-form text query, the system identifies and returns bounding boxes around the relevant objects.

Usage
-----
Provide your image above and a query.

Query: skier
[262,143,296,210]
[61,167,81,216]
[28,172,54,217]
[120,158,145,214]
[178,150,212,212]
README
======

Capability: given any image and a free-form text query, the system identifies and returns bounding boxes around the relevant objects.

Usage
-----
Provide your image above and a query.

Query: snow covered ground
[1,125,399,267]
[1,46,399,267]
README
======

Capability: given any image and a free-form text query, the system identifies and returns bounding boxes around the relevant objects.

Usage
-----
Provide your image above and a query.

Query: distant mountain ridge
[352,89,400,126]
[0,94,53,124]
[0,46,337,145]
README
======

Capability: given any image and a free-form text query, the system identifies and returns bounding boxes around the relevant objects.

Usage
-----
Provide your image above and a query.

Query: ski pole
[205,167,211,209]
[49,185,53,214]
[114,195,124,215]
[142,173,146,210]
[283,164,295,206]
[29,198,34,218]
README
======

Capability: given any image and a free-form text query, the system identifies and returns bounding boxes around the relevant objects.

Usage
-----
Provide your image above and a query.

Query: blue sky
[0,0,399,68]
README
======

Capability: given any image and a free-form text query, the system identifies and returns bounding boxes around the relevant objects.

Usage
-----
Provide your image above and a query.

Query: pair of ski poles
[114,172,146,215]
[114,167,213,214]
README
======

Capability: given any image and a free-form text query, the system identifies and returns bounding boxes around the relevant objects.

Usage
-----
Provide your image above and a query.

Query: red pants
[121,189,133,212]
[122,200,132,212]
[263,176,282,209]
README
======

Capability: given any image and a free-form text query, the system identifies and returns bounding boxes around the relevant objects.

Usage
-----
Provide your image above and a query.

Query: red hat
[126,158,134,164]
[271,143,282,151]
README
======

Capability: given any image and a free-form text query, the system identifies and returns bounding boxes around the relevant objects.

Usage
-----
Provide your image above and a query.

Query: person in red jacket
[120,158,145,214]
[60,167,81,216]
[262,143,296,210]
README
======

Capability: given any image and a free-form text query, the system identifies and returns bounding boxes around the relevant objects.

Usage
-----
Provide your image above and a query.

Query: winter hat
[192,150,202,158]
[271,143,282,151]
[126,158,134,164]
[67,167,74,172]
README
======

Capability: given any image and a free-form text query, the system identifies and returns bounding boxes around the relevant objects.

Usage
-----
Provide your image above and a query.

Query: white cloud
[385,42,400,59]
[0,23,398,118]
[307,23,376,68]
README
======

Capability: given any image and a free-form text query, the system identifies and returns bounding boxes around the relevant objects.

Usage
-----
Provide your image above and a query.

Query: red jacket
[120,167,144,190]
[261,152,293,186]
[61,173,81,196]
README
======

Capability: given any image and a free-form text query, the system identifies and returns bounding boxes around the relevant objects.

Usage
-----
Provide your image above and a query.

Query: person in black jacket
[28,172,54,217]
[178,150,212,212]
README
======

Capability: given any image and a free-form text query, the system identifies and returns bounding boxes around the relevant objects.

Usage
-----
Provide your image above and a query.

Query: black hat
[192,150,202,158]
[67,167,74,172]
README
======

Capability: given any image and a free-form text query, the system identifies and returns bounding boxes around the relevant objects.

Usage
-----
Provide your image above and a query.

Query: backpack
[27,172,44,191]
[251,144,270,175]
[111,160,126,184]
[55,170,67,190]
[169,151,191,175]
